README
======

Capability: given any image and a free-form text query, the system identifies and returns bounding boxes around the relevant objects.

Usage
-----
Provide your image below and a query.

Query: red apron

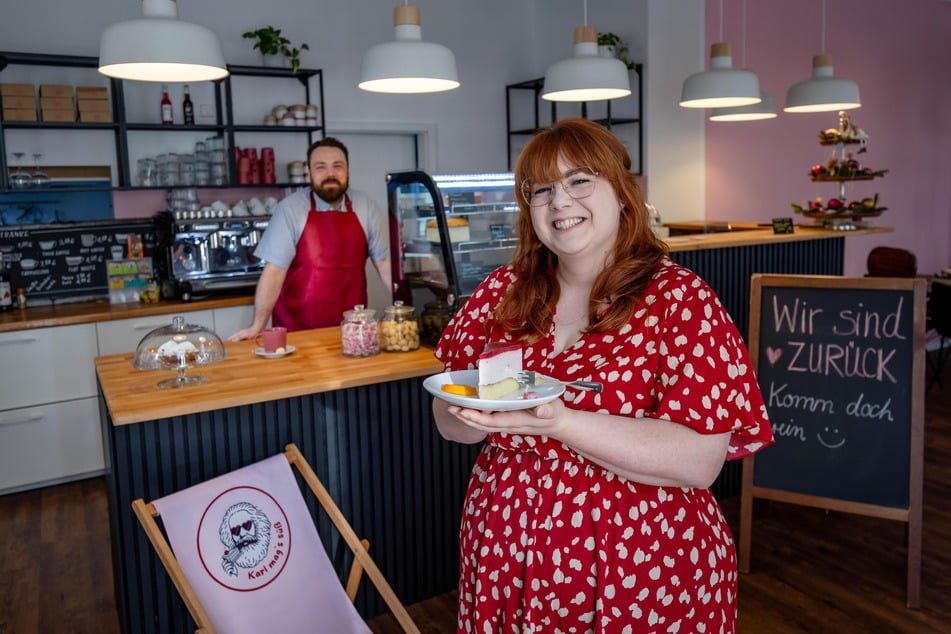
[272,194,368,331]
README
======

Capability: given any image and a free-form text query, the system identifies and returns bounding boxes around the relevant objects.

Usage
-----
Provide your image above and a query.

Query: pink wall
[704,0,951,276]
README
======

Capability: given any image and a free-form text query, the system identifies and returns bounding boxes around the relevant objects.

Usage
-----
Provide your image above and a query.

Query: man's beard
[311,176,348,205]
[233,532,270,568]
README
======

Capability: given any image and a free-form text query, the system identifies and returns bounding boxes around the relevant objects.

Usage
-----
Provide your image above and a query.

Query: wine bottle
[0,253,13,312]
[182,84,194,125]
[160,84,173,125]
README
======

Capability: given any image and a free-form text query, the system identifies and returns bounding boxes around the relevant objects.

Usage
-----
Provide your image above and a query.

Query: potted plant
[597,32,636,70]
[242,26,310,73]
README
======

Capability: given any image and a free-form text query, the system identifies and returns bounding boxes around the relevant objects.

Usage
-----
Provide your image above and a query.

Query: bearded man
[229,137,391,338]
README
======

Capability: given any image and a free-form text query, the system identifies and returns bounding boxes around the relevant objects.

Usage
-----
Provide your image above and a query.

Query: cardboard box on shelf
[78,98,109,112]
[41,109,76,122]
[79,110,112,123]
[1,95,36,110]
[0,83,35,97]
[39,84,73,98]
[2,108,38,122]
[40,96,74,111]
[76,86,108,99]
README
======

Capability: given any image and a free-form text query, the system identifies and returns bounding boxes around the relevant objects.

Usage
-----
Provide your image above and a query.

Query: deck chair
[132,443,419,634]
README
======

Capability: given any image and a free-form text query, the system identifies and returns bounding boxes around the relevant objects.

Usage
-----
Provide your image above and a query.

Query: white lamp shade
[710,91,777,121]
[542,26,631,102]
[680,43,761,108]
[98,0,227,82]
[359,6,459,94]
[784,55,860,113]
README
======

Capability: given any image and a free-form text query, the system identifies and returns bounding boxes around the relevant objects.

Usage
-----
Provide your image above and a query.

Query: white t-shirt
[253,188,389,270]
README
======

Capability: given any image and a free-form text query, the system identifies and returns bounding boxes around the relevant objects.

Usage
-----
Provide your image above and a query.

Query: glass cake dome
[132,315,227,388]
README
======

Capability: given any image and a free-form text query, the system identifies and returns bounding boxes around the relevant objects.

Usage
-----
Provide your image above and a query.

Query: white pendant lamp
[359,5,460,94]
[784,54,860,112]
[98,0,228,83]
[784,0,860,113]
[680,0,760,109]
[708,0,776,121]
[541,26,631,102]
[710,91,777,121]
[680,42,760,109]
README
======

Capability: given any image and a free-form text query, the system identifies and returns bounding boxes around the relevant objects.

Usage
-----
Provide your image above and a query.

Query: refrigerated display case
[387,170,519,342]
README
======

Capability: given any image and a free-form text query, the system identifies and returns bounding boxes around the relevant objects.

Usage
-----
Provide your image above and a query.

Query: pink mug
[255,327,287,353]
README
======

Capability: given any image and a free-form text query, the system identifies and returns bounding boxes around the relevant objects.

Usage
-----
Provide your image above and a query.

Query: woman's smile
[553,216,585,231]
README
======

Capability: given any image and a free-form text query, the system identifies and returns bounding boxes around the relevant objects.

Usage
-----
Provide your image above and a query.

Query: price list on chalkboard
[0,220,155,302]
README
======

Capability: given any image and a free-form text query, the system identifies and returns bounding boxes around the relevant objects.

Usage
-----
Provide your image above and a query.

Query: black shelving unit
[223,64,325,189]
[505,63,643,173]
[0,51,326,192]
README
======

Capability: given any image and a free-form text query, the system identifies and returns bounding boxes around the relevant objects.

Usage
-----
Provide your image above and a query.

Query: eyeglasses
[520,167,599,207]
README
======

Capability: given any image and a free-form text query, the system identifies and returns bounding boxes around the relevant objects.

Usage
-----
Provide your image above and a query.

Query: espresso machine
[154,211,268,294]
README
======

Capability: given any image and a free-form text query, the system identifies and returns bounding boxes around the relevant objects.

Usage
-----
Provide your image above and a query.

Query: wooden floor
[2,388,950,633]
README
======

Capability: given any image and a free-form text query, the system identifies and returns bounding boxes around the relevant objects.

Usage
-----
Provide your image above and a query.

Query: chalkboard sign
[740,273,926,607]
[754,281,918,506]
[0,219,155,302]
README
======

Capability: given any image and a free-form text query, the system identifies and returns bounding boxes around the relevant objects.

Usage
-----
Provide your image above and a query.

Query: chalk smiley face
[817,425,846,449]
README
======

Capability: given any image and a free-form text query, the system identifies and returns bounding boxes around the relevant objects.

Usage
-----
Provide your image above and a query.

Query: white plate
[423,369,565,412]
[254,345,296,359]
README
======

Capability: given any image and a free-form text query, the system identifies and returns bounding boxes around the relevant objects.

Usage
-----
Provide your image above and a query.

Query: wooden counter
[96,327,443,426]
[661,222,890,251]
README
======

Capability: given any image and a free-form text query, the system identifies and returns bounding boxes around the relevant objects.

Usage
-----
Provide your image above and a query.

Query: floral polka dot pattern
[435,258,774,633]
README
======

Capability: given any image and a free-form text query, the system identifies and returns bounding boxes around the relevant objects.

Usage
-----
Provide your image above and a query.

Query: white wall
[644,0,705,221]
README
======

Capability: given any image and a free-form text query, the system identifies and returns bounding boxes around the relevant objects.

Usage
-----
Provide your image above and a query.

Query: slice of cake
[478,343,522,400]
[426,217,470,243]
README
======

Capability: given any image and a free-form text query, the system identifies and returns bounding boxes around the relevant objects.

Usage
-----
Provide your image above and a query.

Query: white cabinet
[0,324,103,494]
[96,309,215,355]
[0,324,98,410]
[0,397,103,493]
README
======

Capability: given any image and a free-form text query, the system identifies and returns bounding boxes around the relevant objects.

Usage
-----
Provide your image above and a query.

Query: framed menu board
[739,274,926,608]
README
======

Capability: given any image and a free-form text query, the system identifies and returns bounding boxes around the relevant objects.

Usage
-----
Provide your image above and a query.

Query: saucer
[254,345,295,359]
[422,369,565,412]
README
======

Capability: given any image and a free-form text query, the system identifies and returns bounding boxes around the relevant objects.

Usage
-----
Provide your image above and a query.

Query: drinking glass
[9,152,32,188]
[32,153,51,186]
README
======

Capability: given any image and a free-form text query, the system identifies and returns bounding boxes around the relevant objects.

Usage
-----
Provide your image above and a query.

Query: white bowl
[38,240,56,250]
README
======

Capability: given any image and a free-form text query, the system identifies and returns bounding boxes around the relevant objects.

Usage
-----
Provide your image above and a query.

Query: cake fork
[516,370,602,392]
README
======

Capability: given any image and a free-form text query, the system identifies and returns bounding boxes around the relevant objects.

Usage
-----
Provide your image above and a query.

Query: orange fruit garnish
[442,383,478,397]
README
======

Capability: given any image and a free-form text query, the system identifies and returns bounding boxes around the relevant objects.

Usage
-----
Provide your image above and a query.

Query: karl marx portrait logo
[198,486,292,591]
[219,501,271,577]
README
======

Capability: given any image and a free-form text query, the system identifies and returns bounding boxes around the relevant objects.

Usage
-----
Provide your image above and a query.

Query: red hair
[494,118,668,342]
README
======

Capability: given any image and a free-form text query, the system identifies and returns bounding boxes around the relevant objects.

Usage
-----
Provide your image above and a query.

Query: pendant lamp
[359,5,460,94]
[710,91,777,121]
[784,54,860,113]
[784,0,860,113]
[541,0,631,103]
[709,0,776,121]
[541,27,631,102]
[98,0,228,83]
[680,41,760,108]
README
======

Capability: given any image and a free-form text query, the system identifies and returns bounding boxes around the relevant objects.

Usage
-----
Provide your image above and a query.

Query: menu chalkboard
[0,219,155,302]
[739,273,926,607]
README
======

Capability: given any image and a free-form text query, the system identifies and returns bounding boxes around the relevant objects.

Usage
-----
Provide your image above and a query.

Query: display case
[387,171,518,339]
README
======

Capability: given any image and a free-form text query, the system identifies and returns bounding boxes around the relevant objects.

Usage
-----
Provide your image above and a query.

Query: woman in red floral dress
[433,118,774,633]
